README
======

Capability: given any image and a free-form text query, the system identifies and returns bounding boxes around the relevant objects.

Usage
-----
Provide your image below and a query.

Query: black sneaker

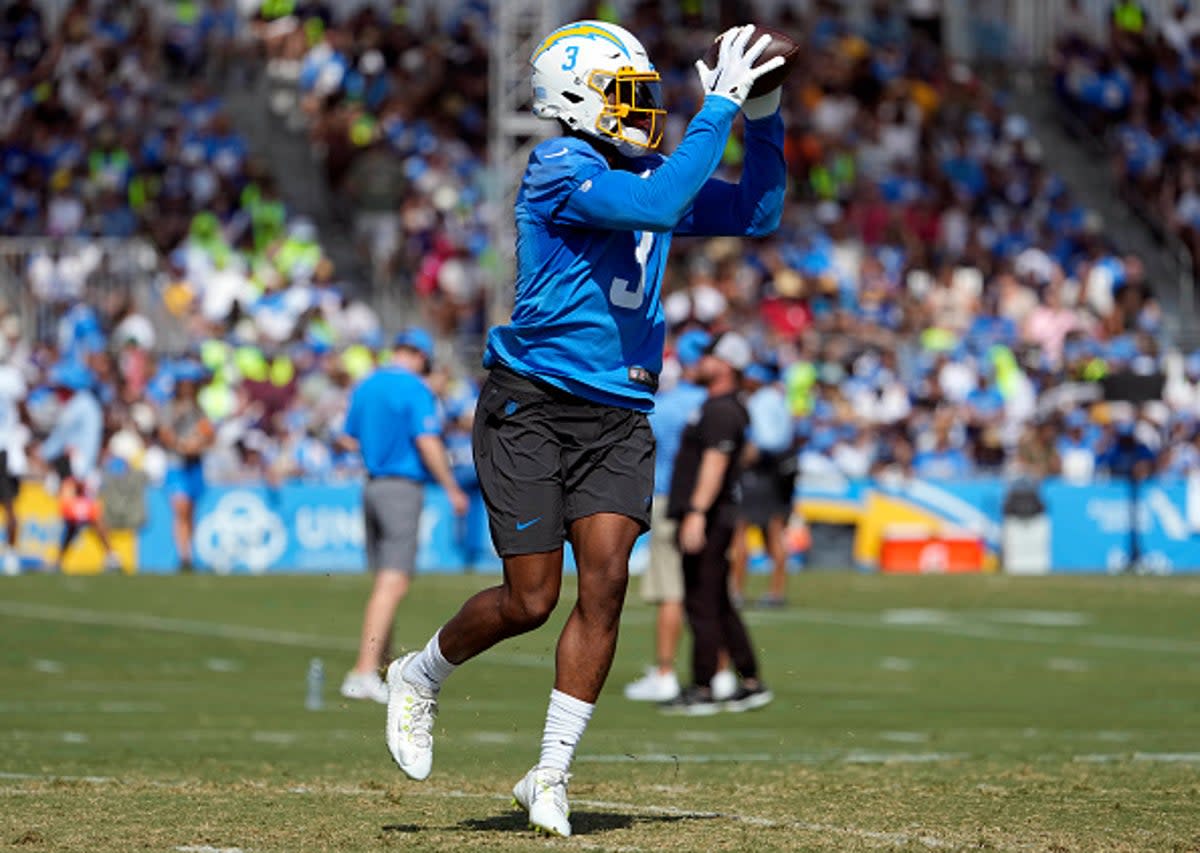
[659,685,721,716]
[722,684,774,713]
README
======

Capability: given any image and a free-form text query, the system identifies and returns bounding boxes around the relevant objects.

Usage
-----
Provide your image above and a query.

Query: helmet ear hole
[562,91,584,104]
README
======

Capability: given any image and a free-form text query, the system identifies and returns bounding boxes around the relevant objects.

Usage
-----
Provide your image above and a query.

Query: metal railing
[0,238,184,353]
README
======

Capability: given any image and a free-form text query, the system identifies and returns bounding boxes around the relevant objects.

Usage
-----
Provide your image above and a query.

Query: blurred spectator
[34,362,121,572]
[159,363,215,573]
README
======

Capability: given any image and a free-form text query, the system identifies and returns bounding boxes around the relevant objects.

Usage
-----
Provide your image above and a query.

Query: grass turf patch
[2,574,1198,851]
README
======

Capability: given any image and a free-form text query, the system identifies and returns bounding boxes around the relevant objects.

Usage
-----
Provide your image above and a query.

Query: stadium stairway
[1019,74,1200,347]
[216,67,370,299]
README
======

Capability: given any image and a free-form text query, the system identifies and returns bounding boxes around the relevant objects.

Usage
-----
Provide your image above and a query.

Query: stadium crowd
[3,0,1200,572]
[1053,0,1200,280]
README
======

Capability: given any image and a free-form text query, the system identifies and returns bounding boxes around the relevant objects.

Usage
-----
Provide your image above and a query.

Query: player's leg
[556,512,637,700]
[385,549,564,781]
[625,501,682,701]
[729,517,749,604]
[0,451,18,571]
[712,526,774,712]
[763,513,788,603]
[438,549,565,664]
[760,465,796,607]
[346,479,421,703]
[54,522,80,572]
[513,513,638,838]
[514,398,652,837]
[663,520,731,714]
[385,369,567,781]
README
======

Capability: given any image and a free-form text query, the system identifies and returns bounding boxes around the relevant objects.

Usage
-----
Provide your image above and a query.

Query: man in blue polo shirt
[339,328,469,703]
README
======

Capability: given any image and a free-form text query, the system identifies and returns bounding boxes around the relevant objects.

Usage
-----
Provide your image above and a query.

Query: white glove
[694,25,785,109]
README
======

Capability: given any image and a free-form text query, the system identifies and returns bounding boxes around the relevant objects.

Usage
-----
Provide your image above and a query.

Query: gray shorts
[639,498,683,604]
[363,477,424,573]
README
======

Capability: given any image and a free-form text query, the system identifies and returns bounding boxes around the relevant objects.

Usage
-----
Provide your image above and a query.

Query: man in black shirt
[663,332,773,715]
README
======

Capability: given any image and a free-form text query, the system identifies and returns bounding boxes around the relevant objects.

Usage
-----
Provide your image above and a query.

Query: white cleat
[710,668,737,701]
[341,670,389,704]
[623,666,680,702]
[384,653,437,780]
[512,766,571,837]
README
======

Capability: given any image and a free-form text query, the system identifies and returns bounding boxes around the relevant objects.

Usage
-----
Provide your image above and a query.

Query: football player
[385,20,787,837]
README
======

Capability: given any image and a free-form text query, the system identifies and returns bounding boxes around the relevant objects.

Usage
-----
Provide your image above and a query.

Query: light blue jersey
[485,95,786,411]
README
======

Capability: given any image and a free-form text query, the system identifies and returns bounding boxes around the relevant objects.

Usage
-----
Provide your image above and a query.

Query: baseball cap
[706,331,752,371]
[393,328,435,363]
[744,363,775,385]
[675,329,712,368]
[48,362,95,392]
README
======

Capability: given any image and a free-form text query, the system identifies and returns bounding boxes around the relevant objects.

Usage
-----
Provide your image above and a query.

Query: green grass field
[2,572,1199,852]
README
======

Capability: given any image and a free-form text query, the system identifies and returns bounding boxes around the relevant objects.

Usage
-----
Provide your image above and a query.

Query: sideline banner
[137,483,503,575]
[115,477,1200,575]
[1,482,137,574]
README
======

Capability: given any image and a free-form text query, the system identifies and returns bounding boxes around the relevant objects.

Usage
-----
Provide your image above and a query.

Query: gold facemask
[588,67,666,152]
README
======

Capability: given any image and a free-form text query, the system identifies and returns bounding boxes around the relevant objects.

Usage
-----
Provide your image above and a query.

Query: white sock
[538,689,594,773]
[403,630,457,693]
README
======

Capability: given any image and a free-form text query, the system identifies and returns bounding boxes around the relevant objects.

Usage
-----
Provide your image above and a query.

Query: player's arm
[686,449,732,517]
[557,27,783,233]
[675,96,786,237]
[410,388,468,516]
[557,96,740,233]
[679,405,742,554]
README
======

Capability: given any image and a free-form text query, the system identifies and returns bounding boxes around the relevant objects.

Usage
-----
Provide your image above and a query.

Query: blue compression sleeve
[558,95,739,233]
[675,109,785,237]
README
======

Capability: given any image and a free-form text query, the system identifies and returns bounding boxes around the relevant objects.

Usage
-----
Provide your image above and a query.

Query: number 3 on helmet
[530,20,666,158]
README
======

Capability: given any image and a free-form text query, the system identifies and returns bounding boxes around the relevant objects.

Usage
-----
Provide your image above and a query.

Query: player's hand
[680,511,707,555]
[694,25,785,108]
[448,486,470,517]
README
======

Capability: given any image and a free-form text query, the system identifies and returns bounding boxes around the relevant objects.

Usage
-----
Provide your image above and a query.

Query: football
[703,25,801,99]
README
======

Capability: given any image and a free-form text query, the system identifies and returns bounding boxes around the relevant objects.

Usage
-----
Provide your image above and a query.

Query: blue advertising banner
[138,483,504,575]
[134,477,1200,575]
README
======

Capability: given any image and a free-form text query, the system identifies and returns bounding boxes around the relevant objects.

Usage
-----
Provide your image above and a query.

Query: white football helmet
[530,20,666,157]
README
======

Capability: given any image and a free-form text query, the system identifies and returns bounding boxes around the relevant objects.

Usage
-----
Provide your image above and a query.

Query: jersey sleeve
[698,400,745,456]
[408,381,442,438]
[675,109,786,237]
[520,137,610,221]
[555,95,740,233]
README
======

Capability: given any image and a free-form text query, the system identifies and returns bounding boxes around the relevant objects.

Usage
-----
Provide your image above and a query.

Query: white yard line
[0,701,167,713]
[742,607,1200,655]
[577,750,969,765]
[0,601,548,668]
[7,599,1195,663]
[0,601,358,651]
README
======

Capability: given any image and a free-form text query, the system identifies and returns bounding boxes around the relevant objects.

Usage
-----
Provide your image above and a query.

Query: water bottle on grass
[305,658,324,710]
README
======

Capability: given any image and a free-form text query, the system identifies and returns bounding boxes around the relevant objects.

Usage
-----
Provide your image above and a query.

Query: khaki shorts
[640,498,683,604]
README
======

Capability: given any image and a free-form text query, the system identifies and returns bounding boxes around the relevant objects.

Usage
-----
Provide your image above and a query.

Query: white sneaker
[340,670,388,704]
[710,668,737,701]
[512,766,571,837]
[623,667,680,702]
[384,653,437,780]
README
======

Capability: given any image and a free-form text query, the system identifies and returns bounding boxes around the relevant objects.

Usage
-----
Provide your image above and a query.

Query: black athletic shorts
[0,450,17,504]
[739,451,797,528]
[473,366,655,557]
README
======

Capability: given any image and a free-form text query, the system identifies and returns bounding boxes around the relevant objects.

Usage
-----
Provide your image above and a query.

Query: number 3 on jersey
[609,231,653,310]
